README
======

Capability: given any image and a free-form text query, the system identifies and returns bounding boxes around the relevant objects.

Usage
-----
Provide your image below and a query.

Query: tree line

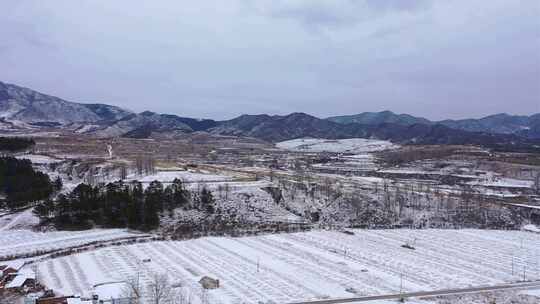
[34,179,216,231]
[0,137,35,153]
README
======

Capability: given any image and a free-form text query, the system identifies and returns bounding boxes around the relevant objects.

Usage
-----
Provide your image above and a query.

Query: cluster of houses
[0,261,37,292]
[0,262,134,304]
[1,260,221,304]
[22,281,136,304]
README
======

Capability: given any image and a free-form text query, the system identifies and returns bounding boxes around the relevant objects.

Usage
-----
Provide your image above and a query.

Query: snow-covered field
[26,229,540,304]
[0,229,143,258]
[276,138,396,153]
[469,177,534,189]
[15,153,63,164]
[128,170,232,183]
[0,209,39,231]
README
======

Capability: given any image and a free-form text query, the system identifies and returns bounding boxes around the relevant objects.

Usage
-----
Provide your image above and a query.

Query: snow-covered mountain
[0,81,132,126]
[0,81,208,137]
[0,80,538,150]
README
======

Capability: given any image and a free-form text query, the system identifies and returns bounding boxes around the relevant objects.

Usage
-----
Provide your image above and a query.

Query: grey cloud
[244,0,429,29]
[0,0,538,120]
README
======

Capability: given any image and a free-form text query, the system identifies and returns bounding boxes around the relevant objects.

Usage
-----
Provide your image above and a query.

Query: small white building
[67,297,93,304]
[92,282,135,304]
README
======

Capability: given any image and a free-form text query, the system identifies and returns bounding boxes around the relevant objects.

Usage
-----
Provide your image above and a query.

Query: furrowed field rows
[0,229,142,257]
[23,229,540,304]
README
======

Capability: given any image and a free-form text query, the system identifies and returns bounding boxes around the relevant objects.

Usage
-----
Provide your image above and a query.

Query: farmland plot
[27,229,540,304]
[276,138,397,153]
[131,170,233,183]
[0,229,144,258]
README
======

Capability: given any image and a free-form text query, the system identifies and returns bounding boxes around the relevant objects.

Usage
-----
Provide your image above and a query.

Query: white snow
[15,154,62,164]
[523,224,540,233]
[276,138,397,153]
[469,177,534,189]
[93,282,129,299]
[0,209,39,231]
[26,229,540,304]
[521,289,540,297]
[129,170,232,183]
[0,229,143,258]
[0,260,25,271]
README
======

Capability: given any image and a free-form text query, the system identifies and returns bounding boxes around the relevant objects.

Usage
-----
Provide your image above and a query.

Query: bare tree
[199,288,209,304]
[122,275,142,304]
[217,184,224,199]
[148,272,174,304]
[135,155,156,176]
[269,168,275,182]
[120,164,128,180]
[136,156,144,176]
[348,194,364,218]
[534,172,540,194]
[322,177,333,199]
[169,287,192,304]
[85,167,96,186]
[224,183,230,200]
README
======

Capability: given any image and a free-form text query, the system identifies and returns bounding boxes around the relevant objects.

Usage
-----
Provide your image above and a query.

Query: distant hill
[209,113,352,142]
[327,110,431,126]
[328,110,540,139]
[0,81,218,138]
[439,113,540,139]
[212,112,538,149]
[1,80,538,149]
[0,81,132,125]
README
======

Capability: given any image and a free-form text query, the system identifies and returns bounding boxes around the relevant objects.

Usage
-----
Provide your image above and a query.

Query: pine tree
[143,181,163,230]
[199,186,215,214]
[54,176,63,192]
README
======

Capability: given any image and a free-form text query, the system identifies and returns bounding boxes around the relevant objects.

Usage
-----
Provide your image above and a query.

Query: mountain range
[327,111,540,139]
[1,81,539,149]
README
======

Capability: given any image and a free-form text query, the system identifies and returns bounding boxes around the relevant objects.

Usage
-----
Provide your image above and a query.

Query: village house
[5,269,36,292]
[0,260,26,288]
[33,296,79,304]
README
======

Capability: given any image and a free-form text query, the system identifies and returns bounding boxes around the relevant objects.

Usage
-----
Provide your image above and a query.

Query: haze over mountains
[1,81,539,148]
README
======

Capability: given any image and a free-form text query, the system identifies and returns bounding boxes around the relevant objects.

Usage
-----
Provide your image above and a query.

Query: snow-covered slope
[0,81,132,126]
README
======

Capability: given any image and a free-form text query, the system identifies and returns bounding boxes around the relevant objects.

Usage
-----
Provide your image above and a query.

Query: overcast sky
[1,0,539,120]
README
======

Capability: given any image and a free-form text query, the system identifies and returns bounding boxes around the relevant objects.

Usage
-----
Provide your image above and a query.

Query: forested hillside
[0,157,53,209]
[34,179,215,231]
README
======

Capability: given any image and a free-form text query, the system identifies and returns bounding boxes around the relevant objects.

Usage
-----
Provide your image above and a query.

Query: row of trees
[0,157,57,210]
[271,171,524,229]
[0,137,35,153]
[34,179,215,231]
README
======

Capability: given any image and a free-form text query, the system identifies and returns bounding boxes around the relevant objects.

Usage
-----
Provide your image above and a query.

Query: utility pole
[512,255,514,276]
[31,264,38,290]
[536,251,540,276]
[400,273,403,296]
